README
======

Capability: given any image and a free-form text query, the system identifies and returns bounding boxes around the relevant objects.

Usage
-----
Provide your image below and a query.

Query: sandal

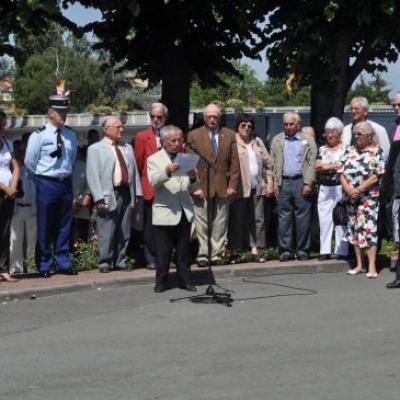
[251,254,266,263]
[346,268,364,275]
[0,272,19,282]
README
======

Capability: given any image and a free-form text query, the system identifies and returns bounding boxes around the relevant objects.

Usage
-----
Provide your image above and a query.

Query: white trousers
[392,198,400,243]
[318,185,348,256]
[9,205,37,274]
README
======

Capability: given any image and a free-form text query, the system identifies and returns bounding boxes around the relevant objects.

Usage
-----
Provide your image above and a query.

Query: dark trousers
[153,213,192,286]
[143,200,156,265]
[278,177,312,255]
[36,176,73,272]
[0,194,14,272]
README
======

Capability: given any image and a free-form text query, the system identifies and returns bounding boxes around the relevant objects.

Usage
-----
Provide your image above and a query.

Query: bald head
[392,92,400,118]
[204,103,222,130]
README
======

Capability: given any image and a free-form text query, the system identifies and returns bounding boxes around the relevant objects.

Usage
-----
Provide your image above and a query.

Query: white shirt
[0,137,13,186]
[342,119,390,161]
[245,144,259,189]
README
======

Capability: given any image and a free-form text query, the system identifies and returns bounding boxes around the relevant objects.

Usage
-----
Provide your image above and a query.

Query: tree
[0,0,78,58]
[346,73,391,105]
[13,31,106,114]
[260,0,400,137]
[75,0,270,131]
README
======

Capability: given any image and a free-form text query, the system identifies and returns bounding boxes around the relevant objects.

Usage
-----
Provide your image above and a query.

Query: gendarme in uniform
[24,94,78,277]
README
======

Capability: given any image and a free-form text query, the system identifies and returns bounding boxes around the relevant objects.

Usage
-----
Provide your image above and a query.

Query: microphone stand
[174,142,232,307]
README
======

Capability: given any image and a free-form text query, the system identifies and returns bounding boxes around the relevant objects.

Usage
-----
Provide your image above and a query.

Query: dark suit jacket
[133,127,158,201]
[186,126,240,198]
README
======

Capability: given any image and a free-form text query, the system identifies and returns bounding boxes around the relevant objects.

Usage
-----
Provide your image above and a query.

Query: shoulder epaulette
[64,125,78,134]
[34,126,46,134]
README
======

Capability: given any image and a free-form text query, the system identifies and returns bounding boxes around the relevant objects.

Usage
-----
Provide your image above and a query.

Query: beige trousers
[193,197,229,261]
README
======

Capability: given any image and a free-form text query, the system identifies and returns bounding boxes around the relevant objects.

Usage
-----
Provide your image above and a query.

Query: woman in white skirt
[316,117,348,260]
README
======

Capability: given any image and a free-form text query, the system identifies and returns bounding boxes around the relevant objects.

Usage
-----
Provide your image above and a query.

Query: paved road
[1,269,399,400]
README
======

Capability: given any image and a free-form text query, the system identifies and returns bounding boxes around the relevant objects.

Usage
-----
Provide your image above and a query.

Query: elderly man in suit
[87,116,142,273]
[187,103,240,267]
[271,112,317,261]
[133,102,168,270]
[147,125,197,293]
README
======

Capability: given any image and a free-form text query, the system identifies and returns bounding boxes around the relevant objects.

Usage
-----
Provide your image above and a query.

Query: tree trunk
[310,32,353,143]
[161,45,191,133]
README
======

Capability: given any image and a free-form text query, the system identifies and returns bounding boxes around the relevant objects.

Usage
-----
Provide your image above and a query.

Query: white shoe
[366,272,378,279]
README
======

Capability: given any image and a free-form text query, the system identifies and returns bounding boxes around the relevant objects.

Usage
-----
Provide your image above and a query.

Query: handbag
[333,199,348,226]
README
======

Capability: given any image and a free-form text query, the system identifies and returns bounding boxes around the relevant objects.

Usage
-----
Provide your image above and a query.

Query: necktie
[210,131,218,155]
[50,128,63,158]
[115,143,129,185]
[350,124,356,146]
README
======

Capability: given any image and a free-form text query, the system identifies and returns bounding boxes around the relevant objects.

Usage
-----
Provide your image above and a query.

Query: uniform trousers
[10,203,37,274]
[193,197,229,262]
[0,194,14,272]
[153,213,191,286]
[36,176,73,273]
[95,185,131,269]
[278,177,311,255]
[317,185,348,256]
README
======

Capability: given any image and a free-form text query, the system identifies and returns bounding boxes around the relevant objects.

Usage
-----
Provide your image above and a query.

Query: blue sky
[65,3,400,95]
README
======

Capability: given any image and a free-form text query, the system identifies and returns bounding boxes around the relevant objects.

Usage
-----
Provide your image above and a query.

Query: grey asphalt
[1,269,399,400]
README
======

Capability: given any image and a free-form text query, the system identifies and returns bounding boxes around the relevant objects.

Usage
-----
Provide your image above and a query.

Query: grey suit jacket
[147,149,196,226]
[86,138,142,211]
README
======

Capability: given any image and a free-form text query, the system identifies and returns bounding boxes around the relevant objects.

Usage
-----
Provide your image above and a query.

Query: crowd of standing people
[2,92,400,291]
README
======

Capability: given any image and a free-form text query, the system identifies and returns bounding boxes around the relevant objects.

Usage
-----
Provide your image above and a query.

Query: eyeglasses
[239,122,253,129]
[150,115,165,120]
[354,132,368,137]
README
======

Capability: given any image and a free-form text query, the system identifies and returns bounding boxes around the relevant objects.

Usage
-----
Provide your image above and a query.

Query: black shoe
[58,268,78,275]
[319,254,330,261]
[251,254,266,263]
[99,266,111,273]
[279,252,293,262]
[335,255,348,261]
[179,283,197,292]
[297,252,309,261]
[40,271,51,278]
[386,279,400,289]
[212,259,225,266]
[154,284,166,293]
[197,260,208,268]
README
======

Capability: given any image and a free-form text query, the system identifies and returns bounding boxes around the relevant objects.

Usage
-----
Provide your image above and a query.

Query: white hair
[353,121,378,145]
[351,96,369,110]
[283,111,302,125]
[149,102,169,118]
[324,117,344,134]
[160,124,181,140]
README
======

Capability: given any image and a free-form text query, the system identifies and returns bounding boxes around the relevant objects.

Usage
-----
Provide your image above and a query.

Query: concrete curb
[0,258,391,302]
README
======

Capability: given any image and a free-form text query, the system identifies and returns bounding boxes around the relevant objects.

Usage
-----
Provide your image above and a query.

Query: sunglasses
[239,122,253,129]
[392,103,400,108]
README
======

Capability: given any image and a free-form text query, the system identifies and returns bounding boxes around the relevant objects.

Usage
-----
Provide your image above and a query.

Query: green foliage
[71,239,98,271]
[346,73,391,105]
[13,31,107,114]
[190,62,311,108]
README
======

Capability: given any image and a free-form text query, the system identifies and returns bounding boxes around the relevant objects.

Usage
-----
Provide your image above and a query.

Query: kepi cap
[48,95,69,110]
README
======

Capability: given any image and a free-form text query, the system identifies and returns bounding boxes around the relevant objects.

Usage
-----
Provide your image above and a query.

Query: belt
[17,203,32,207]
[37,175,71,183]
[282,174,302,180]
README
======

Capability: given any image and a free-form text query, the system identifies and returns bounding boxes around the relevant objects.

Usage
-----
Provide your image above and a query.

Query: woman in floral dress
[338,121,385,278]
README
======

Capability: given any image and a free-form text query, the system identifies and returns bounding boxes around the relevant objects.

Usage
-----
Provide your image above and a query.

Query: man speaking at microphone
[187,103,240,267]
[147,125,197,293]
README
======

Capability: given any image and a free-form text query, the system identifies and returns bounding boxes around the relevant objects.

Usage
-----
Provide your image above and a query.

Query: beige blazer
[147,149,196,226]
[270,132,317,187]
[236,134,273,198]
